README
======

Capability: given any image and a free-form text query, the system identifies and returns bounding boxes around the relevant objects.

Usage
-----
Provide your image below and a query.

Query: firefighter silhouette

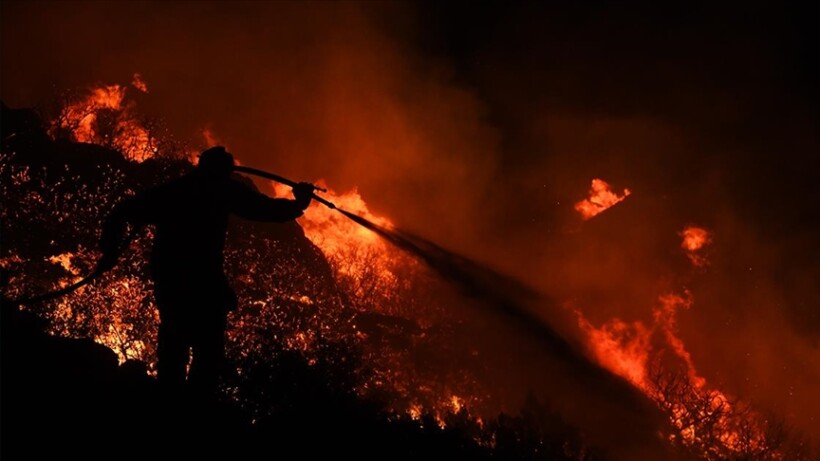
[99,146,314,393]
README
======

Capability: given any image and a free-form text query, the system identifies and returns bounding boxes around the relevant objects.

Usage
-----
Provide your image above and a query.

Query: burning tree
[647,358,817,461]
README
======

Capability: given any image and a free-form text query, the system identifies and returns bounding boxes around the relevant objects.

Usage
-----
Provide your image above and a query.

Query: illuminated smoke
[201,128,222,148]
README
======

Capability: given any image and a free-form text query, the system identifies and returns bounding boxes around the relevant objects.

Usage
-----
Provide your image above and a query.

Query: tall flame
[576,280,776,455]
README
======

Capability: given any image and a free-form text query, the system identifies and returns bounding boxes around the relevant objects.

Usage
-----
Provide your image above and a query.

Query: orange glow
[574,178,631,219]
[577,287,772,455]
[576,313,652,390]
[680,225,711,267]
[6,79,789,455]
[201,128,221,148]
[680,226,710,252]
[654,293,707,388]
[57,85,126,143]
[131,73,149,93]
[450,395,464,413]
[48,252,80,276]
[267,182,477,421]
[408,403,422,420]
[50,81,157,162]
[273,182,396,283]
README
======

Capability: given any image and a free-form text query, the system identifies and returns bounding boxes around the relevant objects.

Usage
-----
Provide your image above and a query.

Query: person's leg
[188,310,227,395]
[157,311,189,392]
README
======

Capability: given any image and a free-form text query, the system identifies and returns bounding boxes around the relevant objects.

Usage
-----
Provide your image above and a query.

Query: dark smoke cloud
[3,0,818,442]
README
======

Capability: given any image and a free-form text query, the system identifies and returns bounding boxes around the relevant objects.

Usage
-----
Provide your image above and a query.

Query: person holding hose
[98,146,314,395]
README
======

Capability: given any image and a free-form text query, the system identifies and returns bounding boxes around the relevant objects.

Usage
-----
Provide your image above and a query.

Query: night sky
[3,0,818,438]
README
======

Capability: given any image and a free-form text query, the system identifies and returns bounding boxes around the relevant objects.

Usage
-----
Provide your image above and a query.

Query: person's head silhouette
[197,146,235,179]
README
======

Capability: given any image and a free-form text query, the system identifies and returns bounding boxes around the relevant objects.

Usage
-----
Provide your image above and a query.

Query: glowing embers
[680,225,712,267]
[48,252,81,277]
[49,78,157,162]
[574,178,631,220]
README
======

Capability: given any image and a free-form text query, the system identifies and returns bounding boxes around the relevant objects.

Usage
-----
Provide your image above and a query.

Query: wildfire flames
[131,73,149,93]
[576,222,783,457]
[1,79,808,459]
[5,78,473,424]
[49,74,157,162]
[574,178,631,220]
[680,225,712,267]
[272,182,396,283]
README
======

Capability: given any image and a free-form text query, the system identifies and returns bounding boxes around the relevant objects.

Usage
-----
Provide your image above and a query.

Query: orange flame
[577,289,774,455]
[12,83,789,453]
[574,178,631,220]
[273,182,395,282]
[680,226,710,252]
[58,85,126,143]
[654,293,706,388]
[577,292,704,390]
[201,128,221,148]
[48,252,80,276]
[269,182,474,420]
[131,73,149,93]
[680,225,711,267]
[576,313,652,390]
[51,81,157,162]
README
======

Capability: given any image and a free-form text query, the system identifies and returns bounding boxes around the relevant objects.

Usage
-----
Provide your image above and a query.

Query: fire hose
[9,228,139,305]
[12,269,105,304]
[10,166,341,305]
[233,165,338,210]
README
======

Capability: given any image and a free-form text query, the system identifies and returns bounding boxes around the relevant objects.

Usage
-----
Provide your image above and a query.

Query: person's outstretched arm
[229,180,313,223]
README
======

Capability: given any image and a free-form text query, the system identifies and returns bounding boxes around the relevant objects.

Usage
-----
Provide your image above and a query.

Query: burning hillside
[2,78,816,460]
[48,75,157,162]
